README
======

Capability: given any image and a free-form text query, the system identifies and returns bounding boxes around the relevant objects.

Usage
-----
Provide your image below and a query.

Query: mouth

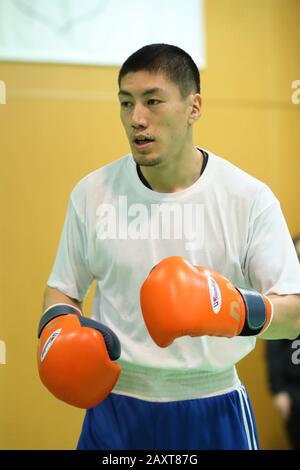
[132,136,155,151]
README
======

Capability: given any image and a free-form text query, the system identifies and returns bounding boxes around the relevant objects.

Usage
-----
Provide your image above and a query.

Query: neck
[139,144,203,193]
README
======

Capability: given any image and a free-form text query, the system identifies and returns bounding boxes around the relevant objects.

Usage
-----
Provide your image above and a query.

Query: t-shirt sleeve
[243,186,300,295]
[47,195,94,301]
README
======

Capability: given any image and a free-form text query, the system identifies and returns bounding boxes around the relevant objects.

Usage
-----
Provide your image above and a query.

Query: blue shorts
[77,384,259,450]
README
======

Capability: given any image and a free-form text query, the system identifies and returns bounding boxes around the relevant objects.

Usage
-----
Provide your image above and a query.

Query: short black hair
[118,43,200,98]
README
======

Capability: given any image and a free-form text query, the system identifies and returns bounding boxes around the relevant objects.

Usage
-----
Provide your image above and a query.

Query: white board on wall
[0,0,205,67]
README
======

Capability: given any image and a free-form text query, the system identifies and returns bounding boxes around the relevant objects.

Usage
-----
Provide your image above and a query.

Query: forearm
[259,294,300,339]
[43,286,82,312]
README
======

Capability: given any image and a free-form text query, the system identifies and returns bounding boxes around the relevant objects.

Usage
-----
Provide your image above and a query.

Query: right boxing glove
[37,303,121,409]
[140,256,273,347]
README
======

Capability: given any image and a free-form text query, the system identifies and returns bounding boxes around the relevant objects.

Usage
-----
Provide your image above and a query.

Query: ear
[187,94,202,125]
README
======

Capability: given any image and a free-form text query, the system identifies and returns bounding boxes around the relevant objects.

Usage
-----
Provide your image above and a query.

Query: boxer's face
[118,71,199,168]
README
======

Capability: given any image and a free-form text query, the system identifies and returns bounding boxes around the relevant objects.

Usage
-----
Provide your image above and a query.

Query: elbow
[287,325,300,340]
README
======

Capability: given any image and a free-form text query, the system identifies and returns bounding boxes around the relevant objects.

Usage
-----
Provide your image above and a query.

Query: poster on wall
[0,0,206,67]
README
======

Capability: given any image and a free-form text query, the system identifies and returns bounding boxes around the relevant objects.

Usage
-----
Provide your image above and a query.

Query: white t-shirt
[48,150,300,401]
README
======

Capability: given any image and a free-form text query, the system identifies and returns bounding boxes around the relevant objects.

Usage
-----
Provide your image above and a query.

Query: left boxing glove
[37,304,121,409]
[140,256,273,347]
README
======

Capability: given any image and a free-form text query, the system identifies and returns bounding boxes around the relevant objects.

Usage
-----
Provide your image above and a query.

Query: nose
[131,103,148,129]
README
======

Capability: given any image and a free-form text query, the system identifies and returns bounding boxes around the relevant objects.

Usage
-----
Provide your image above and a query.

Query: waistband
[113,359,240,402]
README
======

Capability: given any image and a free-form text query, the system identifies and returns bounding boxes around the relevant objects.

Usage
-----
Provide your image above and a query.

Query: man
[38,44,300,450]
[265,235,300,449]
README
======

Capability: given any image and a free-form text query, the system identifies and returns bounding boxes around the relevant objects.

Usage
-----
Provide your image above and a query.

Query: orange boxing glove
[140,256,273,347]
[37,304,121,408]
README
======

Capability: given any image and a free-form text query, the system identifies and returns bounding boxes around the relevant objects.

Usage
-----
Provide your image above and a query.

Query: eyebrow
[118,87,165,97]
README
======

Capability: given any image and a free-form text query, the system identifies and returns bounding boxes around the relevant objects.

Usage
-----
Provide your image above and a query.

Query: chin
[132,153,162,167]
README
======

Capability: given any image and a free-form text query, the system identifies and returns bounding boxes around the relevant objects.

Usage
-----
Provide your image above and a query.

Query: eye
[121,101,133,108]
[148,99,162,105]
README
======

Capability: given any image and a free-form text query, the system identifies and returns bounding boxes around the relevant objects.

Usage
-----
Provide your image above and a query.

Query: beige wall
[0,0,299,449]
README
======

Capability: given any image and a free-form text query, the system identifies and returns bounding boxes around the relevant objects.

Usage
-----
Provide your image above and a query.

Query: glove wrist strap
[237,288,269,336]
[38,303,82,338]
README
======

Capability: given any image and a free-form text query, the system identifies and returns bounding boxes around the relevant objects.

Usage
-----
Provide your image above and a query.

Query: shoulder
[209,150,265,190]
[71,155,131,197]
[69,154,131,212]
[74,154,130,193]
[207,149,279,212]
